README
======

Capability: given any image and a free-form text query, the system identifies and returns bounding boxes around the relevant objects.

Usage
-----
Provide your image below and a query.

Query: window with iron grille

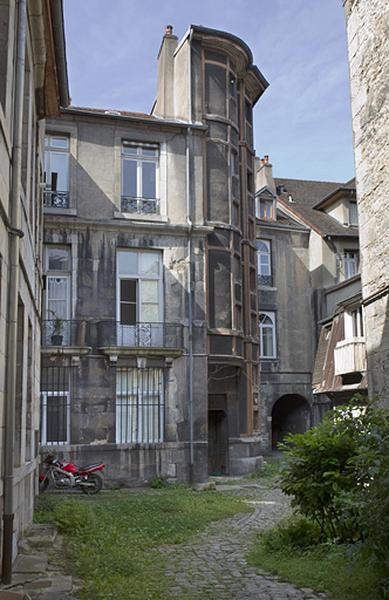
[257,239,272,286]
[116,367,164,443]
[44,134,70,208]
[121,143,159,214]
[40,366,71,445]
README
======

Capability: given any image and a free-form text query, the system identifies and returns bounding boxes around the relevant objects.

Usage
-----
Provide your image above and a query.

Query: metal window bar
[121,196,160,215]
[258,274,272,287]
[116,367,164,444]
[43,190,70,208]
[40,366,71,445]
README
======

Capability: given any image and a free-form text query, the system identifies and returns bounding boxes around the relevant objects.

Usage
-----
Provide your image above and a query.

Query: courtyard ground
[24,467,332,600]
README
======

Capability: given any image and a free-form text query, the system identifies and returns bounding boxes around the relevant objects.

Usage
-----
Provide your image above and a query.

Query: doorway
[208,408,229,476]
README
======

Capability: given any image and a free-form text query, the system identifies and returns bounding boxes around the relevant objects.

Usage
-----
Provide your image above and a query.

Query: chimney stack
[256,155,276,195]
[153,25,178,119]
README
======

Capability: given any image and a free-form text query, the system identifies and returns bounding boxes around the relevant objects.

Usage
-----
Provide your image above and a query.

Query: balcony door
[44,246,71,344]
[117,250,162,347]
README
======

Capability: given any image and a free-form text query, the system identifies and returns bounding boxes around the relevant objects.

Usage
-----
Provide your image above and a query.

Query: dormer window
[348,201,358,226]
[257,197,275,221]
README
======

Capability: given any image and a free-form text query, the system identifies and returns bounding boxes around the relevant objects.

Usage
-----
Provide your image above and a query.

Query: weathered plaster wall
[343,0,389,403]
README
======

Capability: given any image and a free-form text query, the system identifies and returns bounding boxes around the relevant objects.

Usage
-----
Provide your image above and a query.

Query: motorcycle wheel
[39,477,49,493]
[81,473,103,495]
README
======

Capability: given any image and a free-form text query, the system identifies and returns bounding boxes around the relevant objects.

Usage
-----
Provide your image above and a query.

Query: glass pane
[141,147,158,157]
[205,50,227,64]
[122,145,138,156]
[122,159,137,197]
[117,251,138,275]
[47,395,67,442]
[142,162,156,198]
[141,303,159,322]
[262,328,274,357]
[141,280,158,303]
[120,279,137,302]
[205,63,227,117]
[50,136,69,149]
[120,303,136,325]
[139,252,159,277]
[47,247,70,271]
[259,313,272,325]
[48,152,69,191]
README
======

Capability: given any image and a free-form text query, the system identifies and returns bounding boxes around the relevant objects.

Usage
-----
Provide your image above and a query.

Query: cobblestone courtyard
[160,480,330,600]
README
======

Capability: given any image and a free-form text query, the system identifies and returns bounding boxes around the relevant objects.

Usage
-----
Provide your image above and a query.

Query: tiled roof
[275,177,359,238]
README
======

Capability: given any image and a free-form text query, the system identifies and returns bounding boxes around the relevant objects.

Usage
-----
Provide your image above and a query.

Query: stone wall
[343,0,389,404]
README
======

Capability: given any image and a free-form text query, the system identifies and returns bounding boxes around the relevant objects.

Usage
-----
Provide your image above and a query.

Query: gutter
[2,0,28,584]
[50,0,70,107]
[186,27,195,485]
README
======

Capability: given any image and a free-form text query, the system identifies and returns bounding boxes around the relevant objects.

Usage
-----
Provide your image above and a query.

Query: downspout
[2,0,27,584]
[186,27,194,484]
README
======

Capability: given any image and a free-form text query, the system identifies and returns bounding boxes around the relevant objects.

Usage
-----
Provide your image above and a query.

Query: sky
[63,0,355,182]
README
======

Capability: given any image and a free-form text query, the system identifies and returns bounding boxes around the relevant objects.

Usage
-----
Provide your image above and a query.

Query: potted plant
[50,312,64,345]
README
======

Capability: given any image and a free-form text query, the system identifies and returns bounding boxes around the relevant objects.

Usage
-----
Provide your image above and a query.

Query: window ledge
[44,207,77,217]
[114,211,168,223]
[258,286,277,291]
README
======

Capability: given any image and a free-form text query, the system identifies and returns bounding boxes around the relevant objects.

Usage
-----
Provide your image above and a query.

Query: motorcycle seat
[79,463,103,472]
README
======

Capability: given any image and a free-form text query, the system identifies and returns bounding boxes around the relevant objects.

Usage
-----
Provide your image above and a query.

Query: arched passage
[271,394,311,449]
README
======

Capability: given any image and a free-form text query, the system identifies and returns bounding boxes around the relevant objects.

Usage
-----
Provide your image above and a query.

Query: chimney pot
[264,154,269,164]
[165,25,173,36]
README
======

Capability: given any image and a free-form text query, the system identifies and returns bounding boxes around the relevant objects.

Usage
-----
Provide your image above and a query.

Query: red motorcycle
[39,454,105,495]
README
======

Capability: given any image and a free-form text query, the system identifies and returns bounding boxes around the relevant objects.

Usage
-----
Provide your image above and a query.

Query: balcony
[43,190,70,209]
[97,321,183,355]
[41,320,90,357]
[121,196,160,215]
[334,338,367,376]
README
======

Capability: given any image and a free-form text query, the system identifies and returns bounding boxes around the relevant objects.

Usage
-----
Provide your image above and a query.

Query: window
[257,197,275,221]
[40,366,70,445]
[121,143,159,214]
[44,135,70,208]
[344,250,359,279]
[345,306,364,339]
[116,367,164,443]
[204,51,238,123]
[348,201,358,226]
[117,250,162,346]
[257,240,272,286]
[259,312,277,358]
[44,246,71,344]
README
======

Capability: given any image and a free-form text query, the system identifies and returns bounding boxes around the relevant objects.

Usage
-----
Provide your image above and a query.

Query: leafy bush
[279,398,389,596]
[260,516,321,552]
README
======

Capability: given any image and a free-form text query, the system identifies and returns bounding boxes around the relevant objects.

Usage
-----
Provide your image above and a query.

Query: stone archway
[271,394,311,449]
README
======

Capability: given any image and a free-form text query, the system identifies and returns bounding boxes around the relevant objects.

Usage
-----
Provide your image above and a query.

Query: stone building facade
[40,25,268,485]
[0,0,69,577]
[342,0,389,405]
[255,159,367,449]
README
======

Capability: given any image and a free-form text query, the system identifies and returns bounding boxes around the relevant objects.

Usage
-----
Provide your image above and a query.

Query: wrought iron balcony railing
[42,320,87,347]
[258,274,273,287]
[43,190,70,209]
[121,196,160,215]
[96,321,183,350]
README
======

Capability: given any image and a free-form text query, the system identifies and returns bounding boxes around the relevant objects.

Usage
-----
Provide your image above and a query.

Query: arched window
[257,240,272,286]
[259,311,277,358]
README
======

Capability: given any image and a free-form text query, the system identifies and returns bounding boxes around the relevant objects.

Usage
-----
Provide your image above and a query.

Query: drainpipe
[186,27,194,484]
[2,0,27,584]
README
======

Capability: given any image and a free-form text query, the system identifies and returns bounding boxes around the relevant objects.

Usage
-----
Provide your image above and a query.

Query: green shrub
[260,516,321,552]
[279,398,389,596]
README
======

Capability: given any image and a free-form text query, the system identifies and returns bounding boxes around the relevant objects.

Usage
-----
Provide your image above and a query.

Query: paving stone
[13,556,48,575]
[161,481,332,600]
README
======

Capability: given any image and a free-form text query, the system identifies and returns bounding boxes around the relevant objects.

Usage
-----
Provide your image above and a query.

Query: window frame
[40,390,70,446]
[121,142,159,214]
[116,367,164,444]
[44,134,70,208]
[257,239,272,287]
[259,311,277,359]
[344,250,359,279]
[348,201,358,226]
[257,197,275,221]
